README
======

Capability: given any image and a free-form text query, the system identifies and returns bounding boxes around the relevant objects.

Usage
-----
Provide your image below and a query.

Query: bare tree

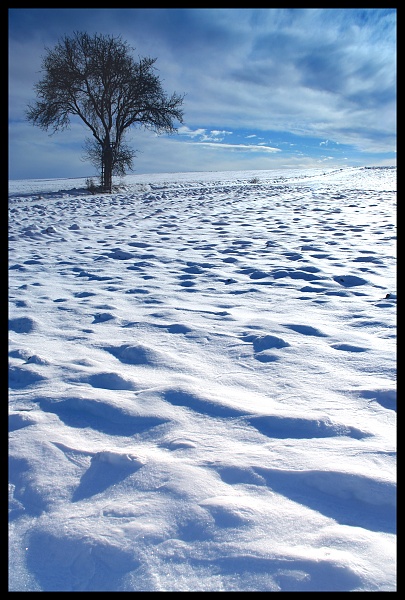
[26,31,185,191]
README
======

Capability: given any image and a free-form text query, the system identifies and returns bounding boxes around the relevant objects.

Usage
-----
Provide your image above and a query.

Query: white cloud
[210,130,232,137]
[177,126,207,138]
[193,142,281,153]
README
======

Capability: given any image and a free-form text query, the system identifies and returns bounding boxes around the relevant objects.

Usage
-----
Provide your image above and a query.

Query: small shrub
[85,177,97,194]
[249,176,260,184]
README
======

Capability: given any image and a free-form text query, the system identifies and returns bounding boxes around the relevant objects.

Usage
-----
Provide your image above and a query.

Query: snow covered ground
[8,166,396,591]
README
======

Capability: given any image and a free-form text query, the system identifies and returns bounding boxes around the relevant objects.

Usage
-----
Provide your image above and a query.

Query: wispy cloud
[193,142,281,153]
[178,126,207,139]
[178,126,233,142]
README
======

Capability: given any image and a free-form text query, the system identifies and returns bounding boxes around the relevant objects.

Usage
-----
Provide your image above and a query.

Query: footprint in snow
[92,312,115,323]
[72,451,143,501]
[107,249,135,260]
[333,274,368,287]
[9,316,37,333]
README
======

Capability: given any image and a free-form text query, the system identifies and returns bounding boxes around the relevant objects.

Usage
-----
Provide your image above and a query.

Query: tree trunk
[102,143,113,192]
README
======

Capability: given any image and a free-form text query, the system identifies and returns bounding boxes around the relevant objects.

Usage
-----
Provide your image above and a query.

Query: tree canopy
[26,31,185,190]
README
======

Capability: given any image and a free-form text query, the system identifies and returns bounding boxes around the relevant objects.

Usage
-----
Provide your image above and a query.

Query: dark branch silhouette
[27,31,185,191]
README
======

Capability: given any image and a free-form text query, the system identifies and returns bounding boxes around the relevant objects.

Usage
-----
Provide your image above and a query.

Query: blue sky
[8,8,396,180]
